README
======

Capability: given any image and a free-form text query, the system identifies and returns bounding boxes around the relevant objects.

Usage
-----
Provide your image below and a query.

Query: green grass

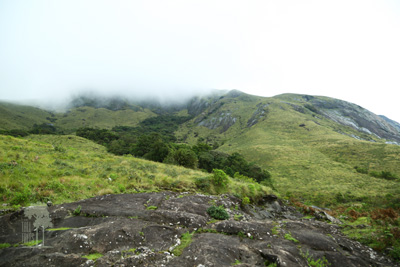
[284,232,299,243]
[55,106,155,131]
[0,134,272,207]
[172,232,194,256]
[0,102,53,131]
[23,240,42,246]
[46,227,73,231]
[0,243,11,249]
[2,92,400,259]
[300,249,330,267]
[174,93,400,257]
[82,252,103,261]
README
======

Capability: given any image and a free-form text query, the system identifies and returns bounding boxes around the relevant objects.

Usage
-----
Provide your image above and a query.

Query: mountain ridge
[1,90,399,144]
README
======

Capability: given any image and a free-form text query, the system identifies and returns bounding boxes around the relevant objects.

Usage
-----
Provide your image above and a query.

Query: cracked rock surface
[0,192,398,266]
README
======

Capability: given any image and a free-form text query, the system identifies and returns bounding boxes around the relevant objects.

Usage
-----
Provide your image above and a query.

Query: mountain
[0,101,55,130]
[1,91,400,263]
[1,90,399,204]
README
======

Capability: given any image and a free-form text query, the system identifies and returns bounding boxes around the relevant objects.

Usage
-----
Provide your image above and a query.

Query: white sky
[0,1,400,121]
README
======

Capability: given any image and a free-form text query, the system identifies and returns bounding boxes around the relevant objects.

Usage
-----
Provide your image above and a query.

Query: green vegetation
[206,205,230,220]
[23,240,42,247]
[75,127,271,186]
[46,227,73,231]
[82,253,103,261]
[0,243,11,249]
[211,169,229,188]
[300,249,330,267]
[232,259,242,265]
[146,205,158,210]
[172,232,194,256]
[73,205,81,216]
[1,92,400,260]
[0,134,272,207]
[284,232,299,243]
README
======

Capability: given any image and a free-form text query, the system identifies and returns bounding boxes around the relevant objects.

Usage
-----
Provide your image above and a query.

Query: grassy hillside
[0,102,54,130]
[175,92,400,253]
[175,93,400,206]
[0,134,272,206]
[55,106,156,131]
[0,101,157,133]
[218,102,400,206]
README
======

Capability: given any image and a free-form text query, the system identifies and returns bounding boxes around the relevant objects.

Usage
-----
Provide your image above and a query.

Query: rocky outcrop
[307,97,400,143]
[0,192,398,266]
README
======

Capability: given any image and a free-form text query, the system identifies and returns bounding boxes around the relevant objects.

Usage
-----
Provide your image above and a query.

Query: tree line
[76,127,272,187]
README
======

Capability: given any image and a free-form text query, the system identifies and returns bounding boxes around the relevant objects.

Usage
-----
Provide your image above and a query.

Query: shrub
[10,187,32,205]
[212,169,229,188]
[195,176,211,191]
[207,205,229,220]
[370,170,398,180]
[390,245,400,261]
[242,196,250,205]
[354,166,368,174]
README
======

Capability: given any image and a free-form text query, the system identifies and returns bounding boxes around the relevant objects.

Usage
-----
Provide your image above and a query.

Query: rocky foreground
[0,192,398,266]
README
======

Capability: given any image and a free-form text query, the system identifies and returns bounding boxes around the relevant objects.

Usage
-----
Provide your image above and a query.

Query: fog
[1,1,400,121]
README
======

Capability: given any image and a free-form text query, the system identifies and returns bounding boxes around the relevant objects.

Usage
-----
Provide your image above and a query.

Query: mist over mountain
[1,90,400,145]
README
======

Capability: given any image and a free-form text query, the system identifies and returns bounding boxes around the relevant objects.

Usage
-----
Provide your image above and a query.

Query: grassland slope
[0,134,271,207]
[176,92,400,208]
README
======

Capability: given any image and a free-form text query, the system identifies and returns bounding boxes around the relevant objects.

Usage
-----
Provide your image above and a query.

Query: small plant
[207,205,230,220]
[242,196,250,205]
[265,262,277,267]
[237,231,246,239]
[300,249,330,267]
[172,232,194,256]
[284,232,299,243]
[146,205,158,210]
[271,225,280,235]
[232,259,242,265]
[0,243,11,249]
[82,253,103,261]
[234,214,243,221]
[53,144,66,153]
[73,205,81,216]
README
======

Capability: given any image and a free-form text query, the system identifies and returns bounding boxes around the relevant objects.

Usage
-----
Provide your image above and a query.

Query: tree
[172,148,198,169]
[144,139,169,162]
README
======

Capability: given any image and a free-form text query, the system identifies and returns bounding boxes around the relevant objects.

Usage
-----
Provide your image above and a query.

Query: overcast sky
[1,1,400,121]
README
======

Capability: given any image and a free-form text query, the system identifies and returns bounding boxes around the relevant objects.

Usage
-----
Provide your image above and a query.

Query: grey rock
[0,192,397,267]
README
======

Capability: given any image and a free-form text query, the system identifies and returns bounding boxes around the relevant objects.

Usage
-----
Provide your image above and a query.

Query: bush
[207,205,229,220]
[212,169,229,188]
[195,176,211,191]
[370,170,398,180]
[11,187,32,205]
[390,245,400,261]
[354,166,368,174]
